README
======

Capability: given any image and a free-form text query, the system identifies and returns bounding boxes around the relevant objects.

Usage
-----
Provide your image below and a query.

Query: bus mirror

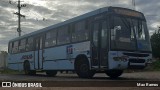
[111,26,121,40]
[111,29,115,36]
[111,26,121,36]
[114,26,121,30]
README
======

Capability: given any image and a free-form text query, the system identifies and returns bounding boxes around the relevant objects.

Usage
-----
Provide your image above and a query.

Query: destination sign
[113,8,144,18]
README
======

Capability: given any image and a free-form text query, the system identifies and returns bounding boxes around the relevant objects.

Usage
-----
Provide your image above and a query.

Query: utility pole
[10,0,26,37]
[158,26,160,33]
[132,0,136,10]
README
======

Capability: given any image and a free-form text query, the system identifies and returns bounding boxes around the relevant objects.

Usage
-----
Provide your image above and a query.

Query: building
[0,51,8,69]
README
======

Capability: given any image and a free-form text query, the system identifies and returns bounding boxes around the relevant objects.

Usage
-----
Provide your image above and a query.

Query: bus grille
[129,59,145,63]
[123,53,149,57]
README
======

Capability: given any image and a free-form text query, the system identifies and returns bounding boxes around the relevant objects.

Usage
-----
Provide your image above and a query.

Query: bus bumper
[108,51,152,70]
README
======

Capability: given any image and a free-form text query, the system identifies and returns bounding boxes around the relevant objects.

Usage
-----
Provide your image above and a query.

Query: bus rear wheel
[75,57,95,78]
[105,70,123,79]
[46,70,57,77]
[24,61,36,75]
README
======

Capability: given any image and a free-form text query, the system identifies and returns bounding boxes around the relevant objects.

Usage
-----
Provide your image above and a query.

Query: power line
[9,0,26,37]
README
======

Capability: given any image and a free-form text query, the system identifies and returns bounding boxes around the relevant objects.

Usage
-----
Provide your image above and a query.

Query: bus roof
[9,6,143,42]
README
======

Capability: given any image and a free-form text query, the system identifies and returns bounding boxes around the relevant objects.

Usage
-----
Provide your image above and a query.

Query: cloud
[27,5,53,15]
[151,22,160,29]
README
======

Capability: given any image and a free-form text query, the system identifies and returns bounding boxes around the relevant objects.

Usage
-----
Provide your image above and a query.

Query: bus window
[93,23,99,47]
[26,37,33,51]
[35,39,39,50]
[57,26,70,45]
[19,39,26,52]
[45,30,57,47]
[101,21,108,48]
[72,20,89,42]
[12,41,19,53]
[9,42,13,54]
[136,21,146,40]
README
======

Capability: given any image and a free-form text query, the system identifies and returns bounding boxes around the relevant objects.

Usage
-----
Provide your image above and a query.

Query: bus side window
[9,42,13,54]
[19,39,26,52]
[101,21,108,49]
[57,26,70,45]
[72,20,89,42]
[45,30,57,47]
[26,37,33,51]
[93,23,99,47]
[12,41,19,53]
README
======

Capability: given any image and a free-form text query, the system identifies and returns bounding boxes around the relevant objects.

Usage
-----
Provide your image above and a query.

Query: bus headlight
[113,56,128,62]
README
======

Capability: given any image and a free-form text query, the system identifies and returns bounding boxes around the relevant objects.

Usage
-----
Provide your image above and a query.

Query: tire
[75,57,95,78]
[24,61,36,75]
[46,70,57,77]
[106,70,123,79]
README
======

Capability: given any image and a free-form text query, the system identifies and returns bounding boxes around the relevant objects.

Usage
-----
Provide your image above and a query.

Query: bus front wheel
[75,57,95,78]
[23,61,36,75]
[105,70,123,79]
[46,70,57,77]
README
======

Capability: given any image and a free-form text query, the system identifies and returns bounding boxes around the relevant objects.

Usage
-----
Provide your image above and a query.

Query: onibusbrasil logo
[2,82,42,87]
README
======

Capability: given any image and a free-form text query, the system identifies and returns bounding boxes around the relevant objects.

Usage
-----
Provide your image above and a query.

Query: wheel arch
[23,60,30,66]
[23,60,36,75]
[23,60,30,69]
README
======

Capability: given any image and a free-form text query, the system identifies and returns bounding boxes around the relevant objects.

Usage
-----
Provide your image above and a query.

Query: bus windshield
[111,16,152,52]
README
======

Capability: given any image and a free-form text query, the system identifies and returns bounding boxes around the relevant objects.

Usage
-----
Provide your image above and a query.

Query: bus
[8,6,152,78]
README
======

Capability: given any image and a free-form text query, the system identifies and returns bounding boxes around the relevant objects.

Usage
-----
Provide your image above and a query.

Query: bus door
[91,20,108,69]
[34,36,44,70]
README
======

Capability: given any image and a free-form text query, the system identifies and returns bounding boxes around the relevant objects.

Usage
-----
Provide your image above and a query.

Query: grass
[131,59,160,72]
[122,59,160,73]
[149,59,160,71]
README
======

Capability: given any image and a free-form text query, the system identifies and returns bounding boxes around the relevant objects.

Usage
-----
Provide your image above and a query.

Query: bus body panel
[43,60,74,70]
[8,41,91,71]
[43,41,90,70]
[8,63,23,71]
[8,51,35,70]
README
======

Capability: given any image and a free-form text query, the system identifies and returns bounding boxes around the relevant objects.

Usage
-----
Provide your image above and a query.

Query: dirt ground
[0,71,160,89]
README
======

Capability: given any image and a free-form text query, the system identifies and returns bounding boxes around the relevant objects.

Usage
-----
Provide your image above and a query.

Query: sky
[0,0,160,51]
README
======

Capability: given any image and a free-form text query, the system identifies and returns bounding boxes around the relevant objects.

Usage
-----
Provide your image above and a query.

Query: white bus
[8,6,152,78]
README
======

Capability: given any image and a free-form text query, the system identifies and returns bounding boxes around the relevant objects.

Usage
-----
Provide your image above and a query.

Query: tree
[151,27,160,58]
[0,51,8,56]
